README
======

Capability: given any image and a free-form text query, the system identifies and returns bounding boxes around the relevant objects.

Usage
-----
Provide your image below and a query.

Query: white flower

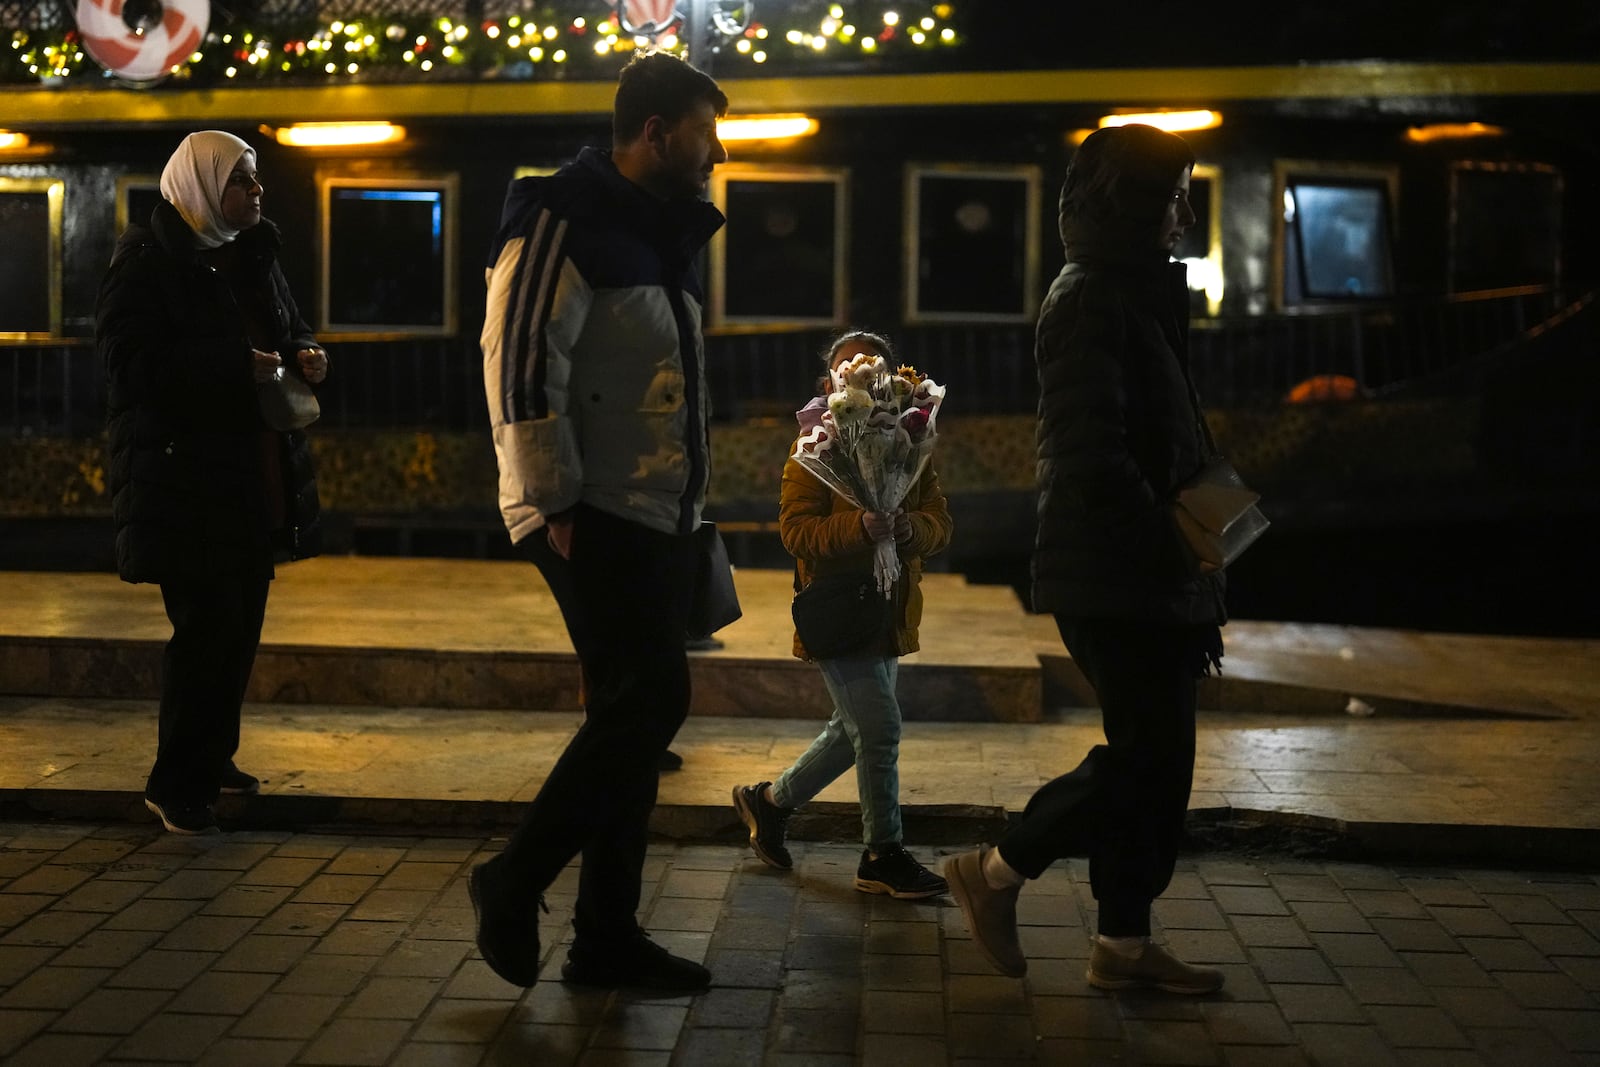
[827,387,872,428]
[840,354,885,392]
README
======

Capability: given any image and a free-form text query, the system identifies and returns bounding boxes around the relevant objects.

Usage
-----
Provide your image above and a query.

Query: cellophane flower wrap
[791,354,946,596]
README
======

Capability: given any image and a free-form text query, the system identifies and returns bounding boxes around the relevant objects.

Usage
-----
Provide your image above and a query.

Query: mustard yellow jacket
[778,448,953,661]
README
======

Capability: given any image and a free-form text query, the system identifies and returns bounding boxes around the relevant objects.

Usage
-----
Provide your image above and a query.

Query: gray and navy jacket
[481,147,725,542]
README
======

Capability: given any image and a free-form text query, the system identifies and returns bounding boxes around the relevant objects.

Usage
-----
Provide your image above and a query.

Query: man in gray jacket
[472,51,728,993]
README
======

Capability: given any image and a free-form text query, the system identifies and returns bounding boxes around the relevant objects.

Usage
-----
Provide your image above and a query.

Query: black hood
[1058,124,1194,268]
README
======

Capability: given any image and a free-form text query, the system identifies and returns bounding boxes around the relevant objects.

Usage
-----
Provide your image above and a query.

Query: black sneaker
[658,749,684,772]
[732,782,794,870]
[562,930,711,993]
[219,762,260,795]
[855,844,948,899]
[468,860,547,987]
[144,796,219,836]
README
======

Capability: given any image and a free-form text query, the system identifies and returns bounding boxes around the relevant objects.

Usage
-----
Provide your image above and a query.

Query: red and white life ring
[77,0,210,83]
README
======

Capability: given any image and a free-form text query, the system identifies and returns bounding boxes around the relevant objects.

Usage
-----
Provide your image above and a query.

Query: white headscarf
[159,130,254,249]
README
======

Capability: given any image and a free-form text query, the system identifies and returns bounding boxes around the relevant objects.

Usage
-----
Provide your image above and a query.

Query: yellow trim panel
[2,62,1597,125]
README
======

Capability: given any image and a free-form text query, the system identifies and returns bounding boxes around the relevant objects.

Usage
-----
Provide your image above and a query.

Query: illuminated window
[1274,162,1398,310]
[1175,164,1223,317]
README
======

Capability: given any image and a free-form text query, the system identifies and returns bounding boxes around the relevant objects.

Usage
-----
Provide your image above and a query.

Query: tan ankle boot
[1086,939,1224,995]
[943,848,1026,977]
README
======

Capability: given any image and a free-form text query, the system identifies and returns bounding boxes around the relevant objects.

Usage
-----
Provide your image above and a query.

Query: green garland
[5,2,962,86]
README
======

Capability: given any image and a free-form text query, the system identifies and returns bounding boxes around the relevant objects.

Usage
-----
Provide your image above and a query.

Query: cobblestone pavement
[1,822,1598,1066]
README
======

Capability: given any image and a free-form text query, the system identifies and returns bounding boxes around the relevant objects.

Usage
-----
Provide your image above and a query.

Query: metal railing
[3,288,1584,437]
[2,340,98,438]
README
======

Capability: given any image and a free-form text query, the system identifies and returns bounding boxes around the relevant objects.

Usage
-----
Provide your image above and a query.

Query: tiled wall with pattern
[0,398,1482,522]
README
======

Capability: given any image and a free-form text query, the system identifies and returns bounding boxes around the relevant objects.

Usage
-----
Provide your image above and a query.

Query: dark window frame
[902,162,1041,325]
[0,176,64,339]
[708,163,849,332]
[317,173,460,337]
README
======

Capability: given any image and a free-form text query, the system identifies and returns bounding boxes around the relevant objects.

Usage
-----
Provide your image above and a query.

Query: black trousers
[997,616,1202,937]
[147,571,271,806]
[498,505,696,944]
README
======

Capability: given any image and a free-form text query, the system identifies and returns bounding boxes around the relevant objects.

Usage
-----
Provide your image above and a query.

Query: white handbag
[256,365,321,431]
[1172,456,1270,573]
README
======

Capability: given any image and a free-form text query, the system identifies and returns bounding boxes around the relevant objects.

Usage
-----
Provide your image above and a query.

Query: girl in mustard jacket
[734,331,953,899]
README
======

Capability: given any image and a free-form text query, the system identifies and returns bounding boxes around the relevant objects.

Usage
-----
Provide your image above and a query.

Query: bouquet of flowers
[791,353,946,596]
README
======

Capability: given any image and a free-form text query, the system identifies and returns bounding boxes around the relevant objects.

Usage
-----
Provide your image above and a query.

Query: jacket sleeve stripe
[504,212,567,423]
[526,219,569,422]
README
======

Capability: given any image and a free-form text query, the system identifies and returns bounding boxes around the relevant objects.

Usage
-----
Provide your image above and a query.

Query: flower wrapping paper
[791,354,946,596]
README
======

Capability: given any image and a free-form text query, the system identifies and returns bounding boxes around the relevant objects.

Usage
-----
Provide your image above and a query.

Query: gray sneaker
[943,847,1026,976]
[1086,939,1224,995]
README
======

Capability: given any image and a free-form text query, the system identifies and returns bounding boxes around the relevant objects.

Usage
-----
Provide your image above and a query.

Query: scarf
[159,130,253,250]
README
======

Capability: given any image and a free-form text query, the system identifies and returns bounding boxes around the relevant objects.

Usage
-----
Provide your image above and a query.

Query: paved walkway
[0,691,1597,1065]
[1,823,1598,1066]
[4,558,1598,864]
[1,695,1597,868]
[2,558,1599,1062]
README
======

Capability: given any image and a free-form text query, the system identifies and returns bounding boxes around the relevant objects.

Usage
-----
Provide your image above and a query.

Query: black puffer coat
[1031,172,1225,625]
[98,201,322,584]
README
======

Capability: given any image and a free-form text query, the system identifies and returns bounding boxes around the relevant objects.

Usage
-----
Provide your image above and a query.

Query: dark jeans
[497,505,696,945]
[147,571,272,806]
[997,616,1202,937]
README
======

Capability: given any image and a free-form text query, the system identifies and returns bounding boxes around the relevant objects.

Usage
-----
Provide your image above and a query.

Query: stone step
[0,559,1047,723]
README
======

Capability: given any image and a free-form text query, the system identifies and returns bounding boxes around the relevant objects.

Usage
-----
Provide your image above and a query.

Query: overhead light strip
[718,114,819,141]
[270,122,406,147]
[1098,110,1221,133]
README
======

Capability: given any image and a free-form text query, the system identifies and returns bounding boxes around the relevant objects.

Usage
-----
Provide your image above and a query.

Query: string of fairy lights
[5,2,960,84]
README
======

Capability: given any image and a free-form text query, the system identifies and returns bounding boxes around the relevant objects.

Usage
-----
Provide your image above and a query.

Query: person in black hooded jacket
[97,130,325,836]
[944,124,1228,995]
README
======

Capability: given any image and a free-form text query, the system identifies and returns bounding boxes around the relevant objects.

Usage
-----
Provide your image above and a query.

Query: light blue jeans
[770,654,902,849]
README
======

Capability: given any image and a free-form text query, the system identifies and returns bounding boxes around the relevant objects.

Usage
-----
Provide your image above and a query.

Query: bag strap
[1184,377,1219,459]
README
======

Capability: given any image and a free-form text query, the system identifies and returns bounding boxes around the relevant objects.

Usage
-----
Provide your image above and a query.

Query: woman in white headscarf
[97,130,328,835]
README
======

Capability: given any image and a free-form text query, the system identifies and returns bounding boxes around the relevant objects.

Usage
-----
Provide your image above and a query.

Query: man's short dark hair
[613,51,728,144]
